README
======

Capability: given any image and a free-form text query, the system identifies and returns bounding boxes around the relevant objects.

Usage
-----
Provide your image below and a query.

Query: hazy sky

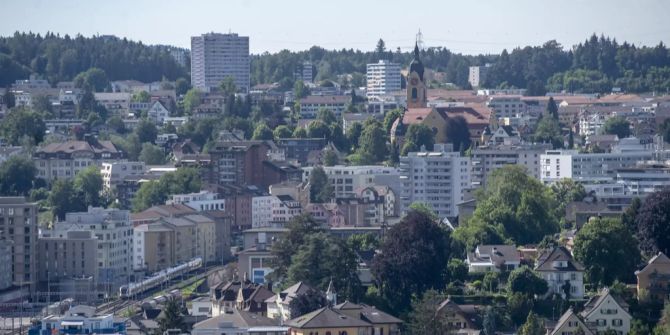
[2,0,669,55]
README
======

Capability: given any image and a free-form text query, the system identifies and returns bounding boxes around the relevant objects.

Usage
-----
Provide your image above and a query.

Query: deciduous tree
[636,190,670,256]
[573,218,640,286]
[372,209,451,313]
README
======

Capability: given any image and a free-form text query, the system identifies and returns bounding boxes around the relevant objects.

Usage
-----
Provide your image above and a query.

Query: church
[391,44,492,149]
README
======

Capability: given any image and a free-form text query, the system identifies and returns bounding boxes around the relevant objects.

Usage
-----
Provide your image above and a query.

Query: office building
[191,33,250,92]
[468,65,490,88]
[366,60,401,97]
[0,197,38,292]
[399,144,471,218]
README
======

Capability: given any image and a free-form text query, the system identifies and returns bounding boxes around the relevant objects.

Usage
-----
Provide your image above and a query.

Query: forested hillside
[1,32,668,95]
[0,32,188,86]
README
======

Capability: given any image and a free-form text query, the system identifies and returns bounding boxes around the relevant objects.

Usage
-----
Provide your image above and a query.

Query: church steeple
[407,42,427,108]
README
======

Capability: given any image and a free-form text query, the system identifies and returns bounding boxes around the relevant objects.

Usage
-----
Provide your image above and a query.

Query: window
[411,88,417,100]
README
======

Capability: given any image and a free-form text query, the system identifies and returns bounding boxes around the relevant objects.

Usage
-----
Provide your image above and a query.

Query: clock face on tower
[410,78,418,85]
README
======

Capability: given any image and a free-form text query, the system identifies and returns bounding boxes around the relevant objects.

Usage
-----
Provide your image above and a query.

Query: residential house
[635,252,670,301]
[34,140,125,181]
[285,307,373,335]
[466,245,521,273]
[192,309,287,335]
[333,301,403,335]
[147,101,169,125]
[580,287,632,334]
[266,282,319,321]
[547,308,594,335]
[435,298,482,333]
[535,246,585,299]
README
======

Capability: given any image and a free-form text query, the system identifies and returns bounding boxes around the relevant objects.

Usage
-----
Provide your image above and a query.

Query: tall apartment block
[468,64,490,88]
[49,207,133,294]
[399,144,471,219]
[366,60,401,97]
[0,197,38,292]
[191,33,250,92]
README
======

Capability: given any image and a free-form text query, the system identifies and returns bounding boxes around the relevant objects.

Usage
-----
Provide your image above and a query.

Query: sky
[2,0,670,55]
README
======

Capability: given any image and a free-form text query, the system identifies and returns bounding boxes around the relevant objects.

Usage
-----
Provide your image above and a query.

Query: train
[119,257,203,298]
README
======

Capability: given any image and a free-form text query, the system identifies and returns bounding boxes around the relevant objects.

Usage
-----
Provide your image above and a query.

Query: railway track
[95,265,221,316]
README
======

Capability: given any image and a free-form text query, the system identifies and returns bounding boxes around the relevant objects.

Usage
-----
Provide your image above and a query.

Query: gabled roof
[580,288,631,320]
[285,307,371,329]
[436,299,482,329]
[636,252,670,276]
[192,309,279,329]
[333,301,403,325]
[535,246,584,272]
[550,308,594,335]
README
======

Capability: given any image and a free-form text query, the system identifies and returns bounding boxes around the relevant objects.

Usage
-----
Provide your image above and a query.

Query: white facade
[486,95,526,119]
[471,143,550,187]
[302,165,400,199]
[100,161,145,190]
[399,144,471,218]
[540,149,656,184]
[366,60,401,97]
[54,208,133,290]
[191,33,250,92]
[468,65,489,88]
[579,113,607,136]
[147,101,169,124]
[581,289,632,335]
[251,195,302,228]
[169,191,226,212]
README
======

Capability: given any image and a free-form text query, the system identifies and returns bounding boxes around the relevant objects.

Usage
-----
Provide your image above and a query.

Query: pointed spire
[413,42,420,59]
[326,278,337,306]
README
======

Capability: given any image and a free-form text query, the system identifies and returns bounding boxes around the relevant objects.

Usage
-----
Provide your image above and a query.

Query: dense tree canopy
[287,232,362,301]
[132,168,201,211]
[600,116,631,138]
[372,209,451,313]
[573,217,641,286]
[454,165,559,248]
[445,116,471,152]
[636,190,670,256]
[0,155,38,196]
[401,123,435,155]
[0,32,187,86]
[0,107,46,145]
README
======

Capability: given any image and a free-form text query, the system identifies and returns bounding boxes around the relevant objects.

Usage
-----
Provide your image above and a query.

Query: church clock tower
[406,43,427,108]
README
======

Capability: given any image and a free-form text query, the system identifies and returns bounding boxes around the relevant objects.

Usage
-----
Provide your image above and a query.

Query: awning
[60,321,84,327]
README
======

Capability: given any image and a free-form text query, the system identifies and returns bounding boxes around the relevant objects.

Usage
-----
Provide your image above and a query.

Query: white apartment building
[299,95,350,119]
[471,143,551,187]
[297,61,313,83]
[486,95,527,119]
[251,195,302,228]
[168,191,226,211]
[399,144,471,218]
[616,162,670,196]
[366,60,401,97]
[100,161,146,190]
[302,165,400,199]
[53,208,133,292]
[468,65,490,88]
[191,33,250,92]
[540,149,655,184]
